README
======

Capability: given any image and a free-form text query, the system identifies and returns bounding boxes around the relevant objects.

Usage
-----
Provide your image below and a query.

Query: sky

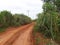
[0,0,43,19]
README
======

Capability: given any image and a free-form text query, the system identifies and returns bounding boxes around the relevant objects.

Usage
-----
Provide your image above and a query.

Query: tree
[54,0,60,12]
[0,10,32,32]
[12,14,32,26]
[0,10,13,27]
[34,0,58,40]
[43,0,60,12]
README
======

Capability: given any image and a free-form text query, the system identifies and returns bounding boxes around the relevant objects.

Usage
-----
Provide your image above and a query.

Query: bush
[34,12,58,39]
[0,11,32,32]
[0,10,13,27]
[0,11,32,27]
[12,14,32,26]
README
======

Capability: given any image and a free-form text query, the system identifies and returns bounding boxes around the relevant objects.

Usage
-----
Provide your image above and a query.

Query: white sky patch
[0,0,43,19]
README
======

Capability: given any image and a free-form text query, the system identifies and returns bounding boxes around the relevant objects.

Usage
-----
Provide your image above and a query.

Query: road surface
[12,23,34,45]
[0,23,34,45]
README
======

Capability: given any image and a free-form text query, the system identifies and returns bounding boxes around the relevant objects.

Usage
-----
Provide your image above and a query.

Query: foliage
[46,40,58,45]
[12,14,32,26]
[0,27,6,32]
[0,11,32,32]
[34,0,60,44]
[35,37,40,45]
[43,0,60,12]
[54,0,60,12]
[32,19,37,22]
[34,0,59,40]
[43,2,56,12]
[34,12,58,38]
[0,10,13,27]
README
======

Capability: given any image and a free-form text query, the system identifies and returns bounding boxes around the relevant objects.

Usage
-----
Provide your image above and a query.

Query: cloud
[0,0,43,19]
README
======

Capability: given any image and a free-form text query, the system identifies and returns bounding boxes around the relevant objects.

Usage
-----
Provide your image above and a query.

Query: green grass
[0,27,6,32]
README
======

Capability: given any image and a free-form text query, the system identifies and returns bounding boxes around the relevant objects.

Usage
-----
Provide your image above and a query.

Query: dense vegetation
[34,0,60,44]
[12,14,32,26]
[0,10,32,32]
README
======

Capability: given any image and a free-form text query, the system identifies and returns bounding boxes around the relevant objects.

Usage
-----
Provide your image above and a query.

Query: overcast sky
[0,0,43,19]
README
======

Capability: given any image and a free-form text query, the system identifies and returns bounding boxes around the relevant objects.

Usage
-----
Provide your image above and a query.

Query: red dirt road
[0,23,34,45]
[12,24,34,45]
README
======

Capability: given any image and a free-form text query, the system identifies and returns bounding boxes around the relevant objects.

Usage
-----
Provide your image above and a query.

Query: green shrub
[34,11,58,39]
[0,10,13,27]
[0,11,32,32]
[12,14,32,26]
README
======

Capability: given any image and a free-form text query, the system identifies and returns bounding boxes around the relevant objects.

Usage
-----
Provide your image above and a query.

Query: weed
[35,37,40,45]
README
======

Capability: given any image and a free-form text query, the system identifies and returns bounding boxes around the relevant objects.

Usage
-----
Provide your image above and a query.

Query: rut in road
[10,23,34,45]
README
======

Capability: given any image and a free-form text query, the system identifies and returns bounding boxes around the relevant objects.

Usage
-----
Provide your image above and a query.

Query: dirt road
[0,23,34,45]
[11,24,34,45]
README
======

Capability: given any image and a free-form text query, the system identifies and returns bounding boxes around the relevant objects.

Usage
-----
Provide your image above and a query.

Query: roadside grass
[55,32,60,45]
[35,37,40,45]
[0,27,6,32]
[46,39,59,45]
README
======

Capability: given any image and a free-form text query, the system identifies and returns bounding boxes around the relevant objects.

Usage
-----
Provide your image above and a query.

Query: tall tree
[0,10,13,27]
[43,0,60,12]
